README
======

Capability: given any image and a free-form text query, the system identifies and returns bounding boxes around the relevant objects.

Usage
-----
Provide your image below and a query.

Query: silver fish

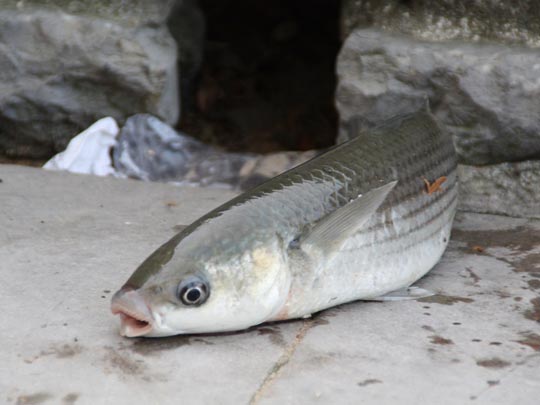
[111,110,457,337]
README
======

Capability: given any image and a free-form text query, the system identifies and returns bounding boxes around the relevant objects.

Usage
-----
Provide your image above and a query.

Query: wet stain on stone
[62,393,79,405]
[476,358,511,369]
[514,253,540,274]
[257,327,286,347]
[357,378,382,387]
[452,227,540,274]
[452,227,539,254]
[104,346,146,376]
[130,336,192,355]
[466,267,481,284]
[25,344,83,363]
[527,279,540,290]
[516,332,540,351]
[418,295,474,305]
[16,392,52,405]
[429,335,453,345]
[48,344,83,359]
[523,297,540,322]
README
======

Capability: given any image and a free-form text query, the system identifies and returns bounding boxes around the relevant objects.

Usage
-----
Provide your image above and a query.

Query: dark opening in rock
[176,0,340,153]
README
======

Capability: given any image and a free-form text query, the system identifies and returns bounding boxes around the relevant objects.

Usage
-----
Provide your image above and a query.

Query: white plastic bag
[43,117,119,176]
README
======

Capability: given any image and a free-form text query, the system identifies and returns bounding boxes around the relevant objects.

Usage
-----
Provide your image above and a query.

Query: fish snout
[111,286,154,337]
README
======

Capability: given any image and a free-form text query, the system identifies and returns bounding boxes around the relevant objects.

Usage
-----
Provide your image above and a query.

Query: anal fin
[366,286,434,302]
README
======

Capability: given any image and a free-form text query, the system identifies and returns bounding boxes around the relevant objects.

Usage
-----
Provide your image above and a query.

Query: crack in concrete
[249,320,313,404]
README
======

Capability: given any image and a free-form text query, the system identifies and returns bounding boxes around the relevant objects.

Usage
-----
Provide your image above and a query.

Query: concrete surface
[1,164,539,405]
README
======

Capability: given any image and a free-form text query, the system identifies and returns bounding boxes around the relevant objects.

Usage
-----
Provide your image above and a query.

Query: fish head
[111,233,291,337]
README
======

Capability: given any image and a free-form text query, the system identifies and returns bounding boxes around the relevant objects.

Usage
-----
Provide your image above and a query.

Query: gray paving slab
[1,165,539,405]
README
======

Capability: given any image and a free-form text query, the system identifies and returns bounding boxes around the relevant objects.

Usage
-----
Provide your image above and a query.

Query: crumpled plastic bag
[43,117,118,176]
[113,114,255,186]
[43,114,316,190]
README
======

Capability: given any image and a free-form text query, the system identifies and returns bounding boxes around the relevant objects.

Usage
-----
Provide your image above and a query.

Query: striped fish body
[112,110,457,336]
[235,111,457,319]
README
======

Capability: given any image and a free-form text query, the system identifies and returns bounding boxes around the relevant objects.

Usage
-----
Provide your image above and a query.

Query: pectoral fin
[300,181,397,257]
[367,286,435,302]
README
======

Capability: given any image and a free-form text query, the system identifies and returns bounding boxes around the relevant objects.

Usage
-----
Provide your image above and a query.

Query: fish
[111,110,458,337]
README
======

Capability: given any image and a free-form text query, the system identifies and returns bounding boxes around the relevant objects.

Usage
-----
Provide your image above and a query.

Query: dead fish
[111,110,458,337]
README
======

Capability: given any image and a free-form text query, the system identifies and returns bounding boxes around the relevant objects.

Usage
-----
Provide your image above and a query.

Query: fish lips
[111,287,154,337]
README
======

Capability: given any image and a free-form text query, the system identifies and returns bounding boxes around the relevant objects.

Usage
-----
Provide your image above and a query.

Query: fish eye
[177,276,209,306]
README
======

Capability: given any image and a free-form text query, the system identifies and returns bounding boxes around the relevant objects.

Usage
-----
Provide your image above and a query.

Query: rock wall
[337,0,540,218]
[336,29,540,165]
[0,0,180,158]
[340,0,540,46]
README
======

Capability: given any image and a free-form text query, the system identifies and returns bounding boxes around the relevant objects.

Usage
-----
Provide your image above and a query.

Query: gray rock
[2,0,176,26]
[0,4,178,158]
[458,160,540,219]
[336,28,540,165]
[340,0,540,46]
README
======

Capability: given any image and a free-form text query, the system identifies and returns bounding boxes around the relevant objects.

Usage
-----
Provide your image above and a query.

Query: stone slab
[1,165,539,404]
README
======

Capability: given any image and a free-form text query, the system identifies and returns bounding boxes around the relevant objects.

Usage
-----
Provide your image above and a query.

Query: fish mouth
[111,287,154,337]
